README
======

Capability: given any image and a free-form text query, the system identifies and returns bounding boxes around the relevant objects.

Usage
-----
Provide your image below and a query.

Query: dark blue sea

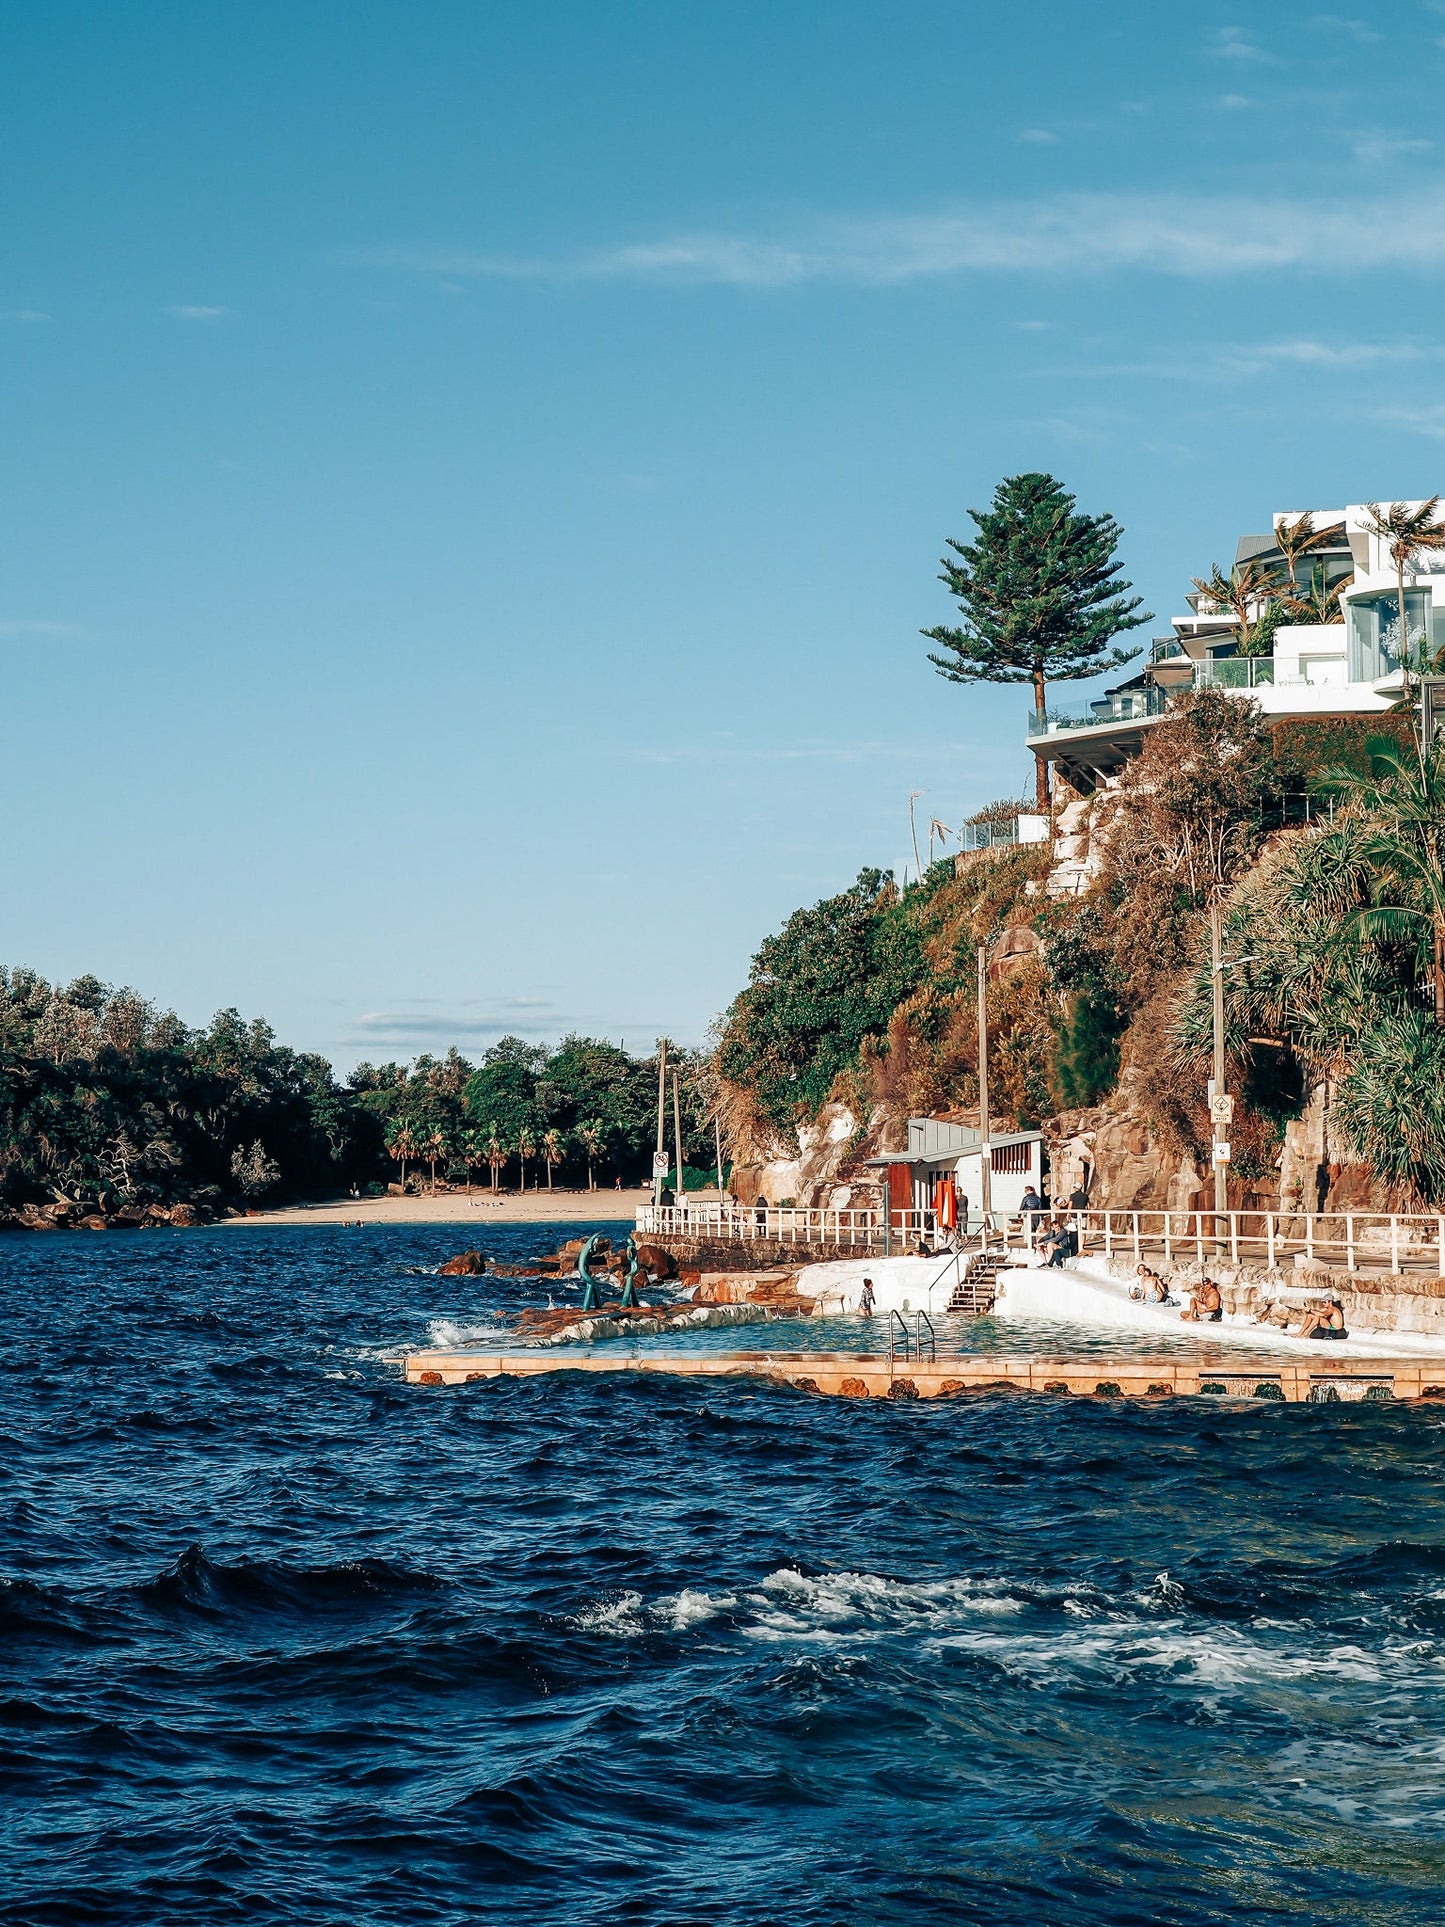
[4,1224,1445,1924]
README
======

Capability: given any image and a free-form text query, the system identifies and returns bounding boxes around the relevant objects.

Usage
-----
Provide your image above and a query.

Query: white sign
[652,1151,671,1177]
[1210,1093,1235,1125]
[1213,1142,1231,1163]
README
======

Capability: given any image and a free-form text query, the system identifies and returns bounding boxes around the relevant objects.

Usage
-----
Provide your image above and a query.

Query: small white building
[867,1115,1046,1235]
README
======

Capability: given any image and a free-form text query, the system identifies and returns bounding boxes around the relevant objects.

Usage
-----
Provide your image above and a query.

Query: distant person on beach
[1069,1184,1090,1213]
[1182,1278,1223,1322]
[859,1278,875,1316]
[1020,1186,1044,1233]
[1298,1298,1348,1341]
[753,1195,767,1228]
[614,1176,622,1191]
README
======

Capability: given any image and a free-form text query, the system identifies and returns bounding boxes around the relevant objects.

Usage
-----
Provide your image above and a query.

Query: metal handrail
[888,1309,911,1364]
[915,1310,937,1363]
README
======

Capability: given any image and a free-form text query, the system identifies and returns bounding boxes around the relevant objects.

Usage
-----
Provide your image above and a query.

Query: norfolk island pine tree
[922,473,1151,808]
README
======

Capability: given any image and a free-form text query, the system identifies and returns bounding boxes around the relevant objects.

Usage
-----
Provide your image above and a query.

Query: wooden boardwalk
[400,1347,1445,1402]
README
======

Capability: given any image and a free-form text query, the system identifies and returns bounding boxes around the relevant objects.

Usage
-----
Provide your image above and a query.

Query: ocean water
[4,1223,1445,1925]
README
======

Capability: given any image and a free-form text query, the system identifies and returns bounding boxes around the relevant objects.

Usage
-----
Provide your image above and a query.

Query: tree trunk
[1032,669,1050,810]
[546,1163,553,1191]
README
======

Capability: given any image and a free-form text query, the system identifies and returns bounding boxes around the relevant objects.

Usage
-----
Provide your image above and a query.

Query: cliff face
[720,701,1420,1217]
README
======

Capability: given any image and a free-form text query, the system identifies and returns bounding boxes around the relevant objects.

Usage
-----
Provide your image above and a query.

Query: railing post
[1267,1212,1276,1269]
[1195,1213,1203,1263]
[1391,1215,1400,1275]
[1305,1213,1314,1262]
[1229,1212,1238,1265]
[1347,1213,1355,1272]
[1164,1211,1172,1263]
[1104,1212,1113,1258]
[1132,1212,1140,1263]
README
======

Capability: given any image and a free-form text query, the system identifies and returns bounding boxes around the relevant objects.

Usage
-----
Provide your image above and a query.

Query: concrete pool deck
[399,1346,1445,1401]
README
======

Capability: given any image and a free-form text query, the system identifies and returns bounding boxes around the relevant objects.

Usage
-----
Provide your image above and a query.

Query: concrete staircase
[947,1250,1011,1316]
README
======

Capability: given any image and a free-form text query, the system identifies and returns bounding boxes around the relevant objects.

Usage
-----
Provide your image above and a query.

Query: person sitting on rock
[1298,1297,1348,1341]
[1181,1277,1223,1323]
[1131,1264,1174,1306]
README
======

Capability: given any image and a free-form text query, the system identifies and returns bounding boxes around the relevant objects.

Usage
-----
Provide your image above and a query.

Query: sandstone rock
[634,1242,678,1280]
[79,1214,109,1231]
[438,1249,487,1276]
[168,1203,201,1227]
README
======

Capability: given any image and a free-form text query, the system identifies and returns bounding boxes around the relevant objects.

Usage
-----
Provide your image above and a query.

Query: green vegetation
[0,972,704,1216]
[716,869,925,1131]
[922,471,1151,806]
[0,969,379,1216]
[718,690,1445,1206]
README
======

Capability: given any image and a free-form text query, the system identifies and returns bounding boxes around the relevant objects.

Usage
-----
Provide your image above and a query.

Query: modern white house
[1027,502,1436,792]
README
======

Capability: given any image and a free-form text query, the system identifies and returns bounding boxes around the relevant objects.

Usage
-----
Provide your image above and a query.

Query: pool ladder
[889,1309,937,1365]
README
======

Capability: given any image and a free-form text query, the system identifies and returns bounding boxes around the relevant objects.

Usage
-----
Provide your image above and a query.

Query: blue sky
[4,1,1445,1067]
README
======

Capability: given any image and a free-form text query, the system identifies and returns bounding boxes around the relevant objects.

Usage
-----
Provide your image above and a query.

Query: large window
[1347,592,1432,681]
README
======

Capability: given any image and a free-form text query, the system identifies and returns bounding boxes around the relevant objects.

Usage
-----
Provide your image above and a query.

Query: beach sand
[226,1188,655,1228]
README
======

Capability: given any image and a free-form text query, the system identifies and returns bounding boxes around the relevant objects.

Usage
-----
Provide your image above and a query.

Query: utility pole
[1209,899,1231,1248]
[977,943,992,1239]
[671,1071,685,1210]
[653,1038,668,1208]
[714,1111,725,1197]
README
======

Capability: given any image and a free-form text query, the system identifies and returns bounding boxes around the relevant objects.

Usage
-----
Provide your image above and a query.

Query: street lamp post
[1208,898,1256,1251]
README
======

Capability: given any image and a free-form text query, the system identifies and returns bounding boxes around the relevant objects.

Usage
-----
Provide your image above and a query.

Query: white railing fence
[637,1203,1445,1275]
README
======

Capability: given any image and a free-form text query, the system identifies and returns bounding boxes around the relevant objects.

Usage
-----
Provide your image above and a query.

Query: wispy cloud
[1,308,50,323]
[1375,403,1445,439]
[346,999,557,1049]
[165,304,230,321]
[0,617,95,641]
[1312,13,1384,43]
[1351,134,1433,164]
[1017,128,1061,145]
[1054,336,1445,381]
[1207,25,1274,63]
[348,186,1445,288]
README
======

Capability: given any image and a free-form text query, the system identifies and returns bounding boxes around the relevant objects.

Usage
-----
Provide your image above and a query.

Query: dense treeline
[0,967,710,1215]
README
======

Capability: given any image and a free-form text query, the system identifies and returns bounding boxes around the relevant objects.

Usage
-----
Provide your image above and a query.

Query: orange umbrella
[936,1177,957,1230]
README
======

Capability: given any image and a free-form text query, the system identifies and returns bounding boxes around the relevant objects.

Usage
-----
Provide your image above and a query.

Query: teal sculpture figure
[618,1235,642,1310]
[578,1233,607,1313]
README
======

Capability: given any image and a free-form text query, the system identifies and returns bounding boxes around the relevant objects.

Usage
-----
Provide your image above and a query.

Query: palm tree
[484,1123,505,1193]
[1189,560,1281,657]
[1273,513,1346,592]
[516,1126,536,1193]
[1320,733,1445,1023]
[1360,498,1445,683]
[422,1126,446,1192]
[459,1127,482,1194]
[576,1118,604,1191]
[541,1127,564,1191]
[1282,562,1354,627]
[386,1121,418,1191]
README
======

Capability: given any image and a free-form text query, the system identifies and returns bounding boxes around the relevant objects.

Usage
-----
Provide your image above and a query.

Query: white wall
[1272,622,1344,683]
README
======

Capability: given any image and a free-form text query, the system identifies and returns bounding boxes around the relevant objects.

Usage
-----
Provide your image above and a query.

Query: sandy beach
[225,1188,655,1228]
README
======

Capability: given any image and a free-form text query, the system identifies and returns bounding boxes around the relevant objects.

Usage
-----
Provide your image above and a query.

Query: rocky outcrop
[438,1249,488,1276]
[1,1198,215,1231]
